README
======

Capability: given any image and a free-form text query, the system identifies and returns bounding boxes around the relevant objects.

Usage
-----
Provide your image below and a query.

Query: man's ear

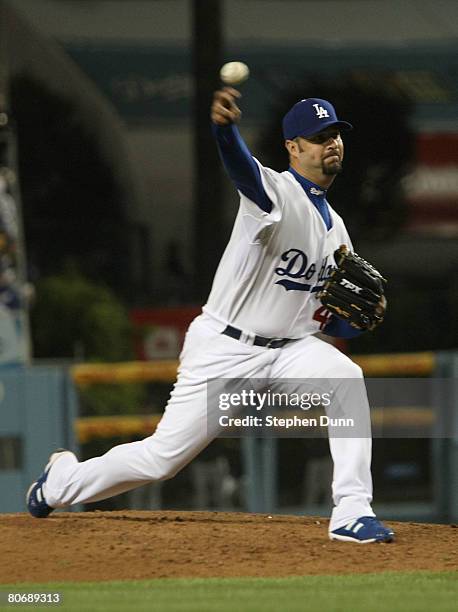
[285,139,299,159]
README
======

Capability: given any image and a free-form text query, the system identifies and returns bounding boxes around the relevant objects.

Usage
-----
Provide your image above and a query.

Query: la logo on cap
[313,103,330,119]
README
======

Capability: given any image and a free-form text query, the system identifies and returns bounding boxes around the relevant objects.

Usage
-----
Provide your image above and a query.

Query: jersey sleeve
[237,159,286,244]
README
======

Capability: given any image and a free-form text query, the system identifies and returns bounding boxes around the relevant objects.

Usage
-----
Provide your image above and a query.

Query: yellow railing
[71,351,435,386]
[353,352,435,377]
[72,360,178,385]
[75,414,162,443]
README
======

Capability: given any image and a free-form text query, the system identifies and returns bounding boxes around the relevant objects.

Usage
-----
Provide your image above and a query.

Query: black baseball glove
[318,245,387,331]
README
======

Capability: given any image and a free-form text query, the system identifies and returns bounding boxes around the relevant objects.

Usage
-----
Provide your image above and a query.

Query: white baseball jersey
[204,159,353,339]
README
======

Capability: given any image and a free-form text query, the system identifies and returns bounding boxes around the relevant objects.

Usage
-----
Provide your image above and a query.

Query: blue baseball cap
[282,98,353,140]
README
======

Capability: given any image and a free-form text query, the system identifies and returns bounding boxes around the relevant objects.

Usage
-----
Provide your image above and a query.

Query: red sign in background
[131,306,201,360]
[405,133,458,235]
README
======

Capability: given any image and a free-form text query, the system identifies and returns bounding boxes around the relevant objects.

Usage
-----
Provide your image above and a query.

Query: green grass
[1,572,457,612]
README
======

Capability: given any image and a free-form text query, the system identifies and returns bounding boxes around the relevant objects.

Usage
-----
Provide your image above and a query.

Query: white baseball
[219,62,250,86]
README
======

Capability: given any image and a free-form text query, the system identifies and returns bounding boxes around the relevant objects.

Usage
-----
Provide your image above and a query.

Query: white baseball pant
[44,312,374,531]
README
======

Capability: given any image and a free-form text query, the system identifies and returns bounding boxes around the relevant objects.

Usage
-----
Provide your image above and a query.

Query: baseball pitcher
[27,85,393,543]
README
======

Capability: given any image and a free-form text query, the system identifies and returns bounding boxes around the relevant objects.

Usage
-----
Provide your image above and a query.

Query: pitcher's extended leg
[271,335,374,530]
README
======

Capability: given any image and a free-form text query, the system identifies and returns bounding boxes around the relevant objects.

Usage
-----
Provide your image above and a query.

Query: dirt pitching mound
[1,511,457,583]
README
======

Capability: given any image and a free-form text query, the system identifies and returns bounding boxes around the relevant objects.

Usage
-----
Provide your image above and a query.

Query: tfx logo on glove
[340,278,362,294]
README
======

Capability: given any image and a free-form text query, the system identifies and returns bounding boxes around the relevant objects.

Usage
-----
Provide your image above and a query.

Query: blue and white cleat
[330,517,395,543]
[26,449,74,518]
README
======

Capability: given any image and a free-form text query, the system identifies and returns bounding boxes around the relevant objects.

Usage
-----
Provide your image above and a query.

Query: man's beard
[322,160,343,175]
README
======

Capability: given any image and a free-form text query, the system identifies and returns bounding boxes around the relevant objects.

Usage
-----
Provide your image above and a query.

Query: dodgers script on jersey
[204,159,353,339]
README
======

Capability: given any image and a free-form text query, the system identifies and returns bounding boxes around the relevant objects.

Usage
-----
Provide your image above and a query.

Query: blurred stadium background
[0,0,457,522]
